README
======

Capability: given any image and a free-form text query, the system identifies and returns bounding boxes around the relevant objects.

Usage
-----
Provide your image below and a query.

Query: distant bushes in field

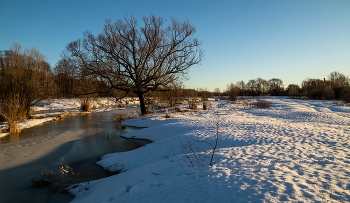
[252,99,271,108]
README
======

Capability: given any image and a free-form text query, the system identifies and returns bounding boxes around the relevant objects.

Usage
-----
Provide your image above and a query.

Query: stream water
[0,105,150,203]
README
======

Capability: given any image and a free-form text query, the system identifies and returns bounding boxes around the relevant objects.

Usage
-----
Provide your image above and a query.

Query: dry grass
[80,101,91,112]
[164,109,171,118]
[32,161,84,192]
[53,113,77,121]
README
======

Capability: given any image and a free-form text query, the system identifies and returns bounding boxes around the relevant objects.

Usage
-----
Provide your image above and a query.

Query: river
[0,105,150,203]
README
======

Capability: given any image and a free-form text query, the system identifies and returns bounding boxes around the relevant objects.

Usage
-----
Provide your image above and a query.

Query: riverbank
[0,97,139,138]
[69,97,350,202]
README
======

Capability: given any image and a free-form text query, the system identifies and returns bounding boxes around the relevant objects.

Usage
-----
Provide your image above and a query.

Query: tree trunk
[137,93,148,115]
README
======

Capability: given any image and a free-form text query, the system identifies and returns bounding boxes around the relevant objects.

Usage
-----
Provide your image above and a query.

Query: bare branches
[63,15,202,114]
[0,43,53,132]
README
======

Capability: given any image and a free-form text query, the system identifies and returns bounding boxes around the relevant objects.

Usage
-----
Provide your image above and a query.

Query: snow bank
[69,97,350,202]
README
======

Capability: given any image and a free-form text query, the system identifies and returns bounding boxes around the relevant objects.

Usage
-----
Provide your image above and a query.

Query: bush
[0,100,27,133]
[252,99,270,108]
[80,100,91,112]
[238,97,249,108]
[201,95,208,101]
[188,99,197,109]
[203,102,207,110]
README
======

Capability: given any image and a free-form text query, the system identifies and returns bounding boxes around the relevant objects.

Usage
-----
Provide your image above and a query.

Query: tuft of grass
[164,109,171,118]
[80,101,91,112]
[53,113,77,121]
[32,160,84,192]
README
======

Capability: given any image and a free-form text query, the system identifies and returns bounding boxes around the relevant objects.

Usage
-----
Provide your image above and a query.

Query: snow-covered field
[0,97,138,138]
[68,97,350,203]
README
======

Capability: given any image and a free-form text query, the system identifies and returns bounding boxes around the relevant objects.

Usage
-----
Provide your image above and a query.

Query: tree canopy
[63,15,203,114]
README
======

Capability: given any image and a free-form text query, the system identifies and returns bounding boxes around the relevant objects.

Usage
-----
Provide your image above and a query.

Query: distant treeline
[218,72,350,103]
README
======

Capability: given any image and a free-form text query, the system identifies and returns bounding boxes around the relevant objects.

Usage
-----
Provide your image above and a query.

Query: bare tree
[268,78,284,96]
[236,80,246,95]
[213,87,220,97]
[255,78,270,96]
[53,59,77,98]
[63,15,203,114]
[225,83,240,101]
[0,43,53,132]
[287,84,301,96]
[328,71,349,88]
[247,79,257,96]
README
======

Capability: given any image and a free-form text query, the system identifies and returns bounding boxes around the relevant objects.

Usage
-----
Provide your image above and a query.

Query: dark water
[0,105,150,203]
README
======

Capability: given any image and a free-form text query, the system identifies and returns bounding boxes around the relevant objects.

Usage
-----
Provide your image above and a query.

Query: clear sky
[1,0,349,92]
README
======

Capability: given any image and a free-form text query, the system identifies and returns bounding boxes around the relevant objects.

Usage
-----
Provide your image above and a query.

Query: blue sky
[1,0,349,92]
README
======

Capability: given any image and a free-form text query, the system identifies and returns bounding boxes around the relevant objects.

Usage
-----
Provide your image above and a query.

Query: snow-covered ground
[68,97,350,203]
[0,97,138,138]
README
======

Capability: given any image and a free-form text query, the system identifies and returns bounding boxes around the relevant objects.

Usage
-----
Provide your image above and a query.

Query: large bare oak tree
[63,15,203,114]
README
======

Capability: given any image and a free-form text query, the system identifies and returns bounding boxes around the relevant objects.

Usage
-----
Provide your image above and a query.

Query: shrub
[203,102,207,110]
[201,94,208,101]
[188,99,197,109]
[252,99,270,108]
[80,100,91,112]
[239,97,249,108]
[0,100,27,133]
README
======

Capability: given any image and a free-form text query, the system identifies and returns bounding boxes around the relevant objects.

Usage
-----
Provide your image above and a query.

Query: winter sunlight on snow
[67,97,350,202]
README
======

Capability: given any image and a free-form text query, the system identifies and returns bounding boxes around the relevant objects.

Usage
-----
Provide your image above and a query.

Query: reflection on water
[0,105,150,203]
[9,133,20,142]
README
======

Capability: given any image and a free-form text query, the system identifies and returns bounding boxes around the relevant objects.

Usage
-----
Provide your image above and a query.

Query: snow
[68,97,350,202]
